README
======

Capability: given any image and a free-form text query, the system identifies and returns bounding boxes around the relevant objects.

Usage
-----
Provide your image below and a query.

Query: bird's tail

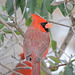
[32,62,41,75]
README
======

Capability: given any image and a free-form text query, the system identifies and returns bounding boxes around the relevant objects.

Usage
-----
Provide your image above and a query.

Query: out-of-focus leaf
[51,40,57,55]
[1,5,6,11]
[37,0,43,7]
[49,29,53,47]
[5,0,20,16]
[49,61,58,71]
[26,17,32,26]
[66,2,73,10]
[0,33,4,42]
[71,59,75,63]
[64,63,74,75]
[45,0,57,14]
[0,24,4,30]
[41,70,46,75]
[48,60,54,66]
[0,14,8,21]
[51,40,57,50]
[3,28,12,33]
[41,0,49,20]
[61,60,68,63]
[59,71,63,75]
[58,3,67,16]
[15,30,20,35]
[58,3,71,16]
[49,56,61,64]
[51,0,65,5]
[20,0,37,20]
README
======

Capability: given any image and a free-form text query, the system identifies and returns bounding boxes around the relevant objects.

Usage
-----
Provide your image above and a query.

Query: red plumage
[23,14,52,75]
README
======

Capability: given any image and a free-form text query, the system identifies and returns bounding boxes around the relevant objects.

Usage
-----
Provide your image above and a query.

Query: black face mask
[40,22,49,32]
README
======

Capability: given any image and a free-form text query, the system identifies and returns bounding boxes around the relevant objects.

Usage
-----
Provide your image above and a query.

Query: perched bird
[12,53,32,75]
[23,14,52,75]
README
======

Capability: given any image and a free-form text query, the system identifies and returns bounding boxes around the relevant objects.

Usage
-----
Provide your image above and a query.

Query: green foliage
[51,40,57,50]
[0,14,8,21]
[41,70,46,75]
[49,56,61,64]
[64,63,74,75]
[45,0,57,14]
[15,30,20,35]
[5,0,74,19]
[26,17,32,26]
[1,5,6,11]
[37,0,43,7]
[49,60,58,71]
[0,33,4,42]
[20,0,37,20]
[59,71,63,75]
[5,0,20,16]
[58,3,71,16]
[2,28,12,33]
[0,24,4,29]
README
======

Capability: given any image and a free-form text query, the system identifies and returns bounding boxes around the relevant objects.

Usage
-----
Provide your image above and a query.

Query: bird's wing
[23,28,50,60]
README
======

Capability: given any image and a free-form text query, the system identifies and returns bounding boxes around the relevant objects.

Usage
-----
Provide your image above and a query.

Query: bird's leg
[37,57,41,63]
[26,56,32,61]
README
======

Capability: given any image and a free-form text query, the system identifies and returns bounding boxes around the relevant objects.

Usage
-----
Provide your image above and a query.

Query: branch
[58,15,75,57]
[41,66,52,75]
[49,63,68,69]
[0,19,23,47]
[19,0,28,24]
[11,56,32,69]
[0,20,24,38]
[48,21,71,28]
[13,0,17,24]
[0,63,23,75]
[41,60,51,75]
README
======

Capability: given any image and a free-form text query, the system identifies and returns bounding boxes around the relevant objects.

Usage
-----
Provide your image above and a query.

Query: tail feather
[32,62,41,75]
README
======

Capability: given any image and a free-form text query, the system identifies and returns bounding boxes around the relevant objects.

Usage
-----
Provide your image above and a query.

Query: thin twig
[13,0,17,24]
[64,2,70,16]
[0,19,22,47]
[22,0,28,19]
[19,0,28,24]
[41,66,52,75]
[11,56,32,69]
[48,21,71,28]
[58,15,75,57]
[49,63,68,69]
[0,63,23,75]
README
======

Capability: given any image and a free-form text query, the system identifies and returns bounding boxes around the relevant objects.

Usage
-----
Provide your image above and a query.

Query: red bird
[23,14,52,75]
[12,53,32,75]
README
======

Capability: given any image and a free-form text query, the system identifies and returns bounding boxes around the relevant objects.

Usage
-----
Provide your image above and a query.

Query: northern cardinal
[12,53,32,75]
[23,14,52,75]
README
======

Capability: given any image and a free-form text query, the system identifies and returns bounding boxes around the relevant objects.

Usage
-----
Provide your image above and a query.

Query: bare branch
[0,63,23,75]
[19,0,28,24]
[0,19,23,47]
[49,63,68,69]
[58,15,75,57]
[13,0,17,24]
[11,56,32,69]
[48,21,71,28]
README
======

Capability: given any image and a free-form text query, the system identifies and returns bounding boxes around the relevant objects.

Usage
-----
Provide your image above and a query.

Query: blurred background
[0,0,75,75]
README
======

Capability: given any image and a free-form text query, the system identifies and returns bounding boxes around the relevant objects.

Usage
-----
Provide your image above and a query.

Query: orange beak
[45,23,53,28]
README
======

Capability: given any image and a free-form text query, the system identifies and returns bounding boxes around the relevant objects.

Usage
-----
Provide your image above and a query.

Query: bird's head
[30,14,52,32]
